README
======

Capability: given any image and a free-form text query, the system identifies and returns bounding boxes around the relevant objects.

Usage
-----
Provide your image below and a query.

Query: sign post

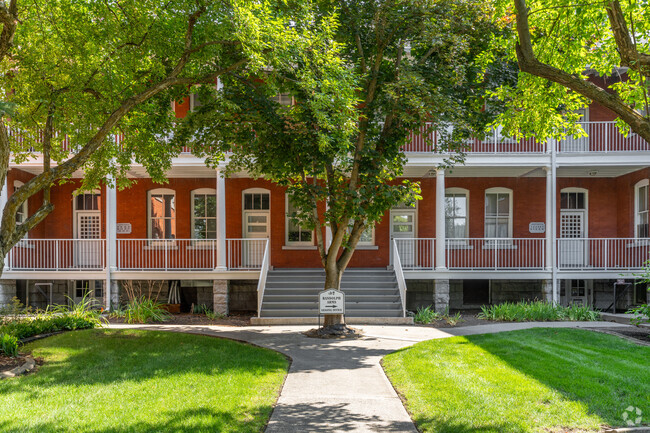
[318,289,345,328]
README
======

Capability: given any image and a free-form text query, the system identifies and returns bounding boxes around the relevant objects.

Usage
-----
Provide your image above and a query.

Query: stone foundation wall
[449,280,463,310]
[0,280,17,308]
[405,280,434,312]
[197,287,213,309]
[118,280,169,304]
[213,280,228,315]
[228,280,257,312]
[593,279,635,311]
[490,280,543,304]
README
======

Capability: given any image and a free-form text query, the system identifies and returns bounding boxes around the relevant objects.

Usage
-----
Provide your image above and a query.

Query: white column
[544,167,552,272]
[0,180,8,270]
[435,169,446,270]
[216,168,227,270]
[550,140,558,303]
[105,177,117,310]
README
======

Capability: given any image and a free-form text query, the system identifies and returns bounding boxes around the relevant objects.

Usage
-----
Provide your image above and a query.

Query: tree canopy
[177,0,511,322]
[489,0,650,141]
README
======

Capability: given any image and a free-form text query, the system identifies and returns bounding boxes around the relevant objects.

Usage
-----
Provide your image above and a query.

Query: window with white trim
[13,181,27,230]
[348,222,374,245]
[484,188,512,238]
[286,195,313,245]
[192,189,217,240]
[635,180,649,238]
[445,189,468,238]
[271,93,293,106]
[148,189,176,239]
[75,192,100,211]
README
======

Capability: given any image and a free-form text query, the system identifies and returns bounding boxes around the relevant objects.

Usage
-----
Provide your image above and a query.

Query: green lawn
[383,328,650,433]
[0,329,288,433]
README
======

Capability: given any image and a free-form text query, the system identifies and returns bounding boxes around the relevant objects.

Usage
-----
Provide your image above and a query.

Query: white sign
[528,222,545,234]
[116,223,132,234]
[319,289,345,315]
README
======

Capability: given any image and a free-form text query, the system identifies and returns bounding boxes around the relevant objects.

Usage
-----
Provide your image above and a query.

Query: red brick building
[1,82,649,322]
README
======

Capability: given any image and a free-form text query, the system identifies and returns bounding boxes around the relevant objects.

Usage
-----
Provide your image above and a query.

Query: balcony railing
[557,238,650,270]
[116,238,267,271]
[394,238,435,270]
[446,238,546,270]
[7,239,106,271]
[403,121,650,154]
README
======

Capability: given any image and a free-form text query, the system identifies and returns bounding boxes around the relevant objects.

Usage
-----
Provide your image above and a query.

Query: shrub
[479,301,600,322]
[193,304,224,320]
[117,297,170,324]
[629,304,650,326]
[414,306,440,324]
[0,333,19,357]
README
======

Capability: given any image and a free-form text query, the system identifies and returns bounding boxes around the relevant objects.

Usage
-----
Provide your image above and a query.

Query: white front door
[567,280,591,306]
[391,209,416,268]
[75,212,102,268]
[243,211,269,267]
[559,210,586,267]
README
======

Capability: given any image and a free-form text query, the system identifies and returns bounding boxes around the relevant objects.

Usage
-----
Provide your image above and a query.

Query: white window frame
[72,189,101,241]
[348,221,375,246]
[191,188,217,244]
[484,187,513,239]
[271,92,294,106]
[560,187,589,239]
[445,187,469,241]
[14,181,28,239]
[147,188,176,241]
[635,179,649,238]
[285,194,314,246]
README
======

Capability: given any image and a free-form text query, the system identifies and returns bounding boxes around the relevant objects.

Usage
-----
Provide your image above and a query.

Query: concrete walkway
[108,321,631,433]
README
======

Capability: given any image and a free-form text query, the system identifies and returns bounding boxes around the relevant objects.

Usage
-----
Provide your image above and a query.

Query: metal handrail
[392,239,408,317]
[256,240,271,317]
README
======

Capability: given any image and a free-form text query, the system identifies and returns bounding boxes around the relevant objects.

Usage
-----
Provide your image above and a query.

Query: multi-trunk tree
[0,0,260,277]
[178,0,510,326]
[491,0,650,141]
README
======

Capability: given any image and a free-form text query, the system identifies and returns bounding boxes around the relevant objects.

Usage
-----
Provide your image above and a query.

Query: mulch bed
[107,312,253,327]
[0,355,25,373]
[592,327,650,346]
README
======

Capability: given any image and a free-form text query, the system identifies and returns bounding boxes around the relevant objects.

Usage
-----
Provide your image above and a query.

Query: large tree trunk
[323,261,344,326]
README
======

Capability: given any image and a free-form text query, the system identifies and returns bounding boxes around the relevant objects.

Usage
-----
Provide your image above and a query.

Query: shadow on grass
[0,406,271,433]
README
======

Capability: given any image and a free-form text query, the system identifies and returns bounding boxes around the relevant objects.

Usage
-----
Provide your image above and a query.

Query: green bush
[193,304,225,320]
[113,297,171,324]
[0,293,103,355]
[479,301,600,322]
[0,333,19,357]
[414,306,441,324]
[629,304,650,326]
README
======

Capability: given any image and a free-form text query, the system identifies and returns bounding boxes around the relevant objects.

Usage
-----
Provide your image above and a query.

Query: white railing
[392,240,408,317]
[7,239,106,271]
[393,238,435,270]
[557,238,650,270]
[226,238,268,270]
[117,239,218,270]
[557,121,650,153]
[404,123,547,154]
[446,238,546,270]
[256,240,271,317]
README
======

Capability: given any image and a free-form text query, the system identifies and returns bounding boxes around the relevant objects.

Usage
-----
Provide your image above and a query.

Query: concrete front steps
[250,268,413,325]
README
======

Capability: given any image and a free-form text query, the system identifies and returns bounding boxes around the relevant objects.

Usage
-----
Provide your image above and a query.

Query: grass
[478,300,600,322]
[0,329,288,432]
[383,328,650,433]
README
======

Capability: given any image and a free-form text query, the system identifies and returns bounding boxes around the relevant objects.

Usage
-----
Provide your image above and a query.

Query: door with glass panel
[559,191,587,267]
[390,208,416,268]
[74,193,102,268]
[243,192,270,267]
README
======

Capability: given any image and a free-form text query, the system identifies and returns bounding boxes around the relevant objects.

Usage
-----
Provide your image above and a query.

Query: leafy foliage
[111,296,171,324]
[478,300,600,322]
[413,306,464,326]
[178,0,512,288]
[0,333,18,357]
[629,304,650,326]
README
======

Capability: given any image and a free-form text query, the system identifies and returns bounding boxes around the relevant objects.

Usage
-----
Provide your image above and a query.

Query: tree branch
[513,0,650,142]
[605,0,650,77]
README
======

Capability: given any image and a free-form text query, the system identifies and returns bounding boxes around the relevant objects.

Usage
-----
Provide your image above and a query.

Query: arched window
[192,188,217,240]
[148,188,176,239]
[484,187,512,238]
[635,180,649,238]
[445,188,469,239]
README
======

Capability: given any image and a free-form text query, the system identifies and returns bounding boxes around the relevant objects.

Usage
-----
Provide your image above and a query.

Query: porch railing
[117,239,218,270]
[226,238,268,270]
[394,238,435,270]
[403,121,650,154]
[7,239,106,271]
[392,240,408,317]
[256,240,271,317]
[557,238,650,270]
[557,121,650,153]
[446,238,546,270]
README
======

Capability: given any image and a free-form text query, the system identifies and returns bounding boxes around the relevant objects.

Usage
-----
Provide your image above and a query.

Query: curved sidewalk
[108,321,630,433]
